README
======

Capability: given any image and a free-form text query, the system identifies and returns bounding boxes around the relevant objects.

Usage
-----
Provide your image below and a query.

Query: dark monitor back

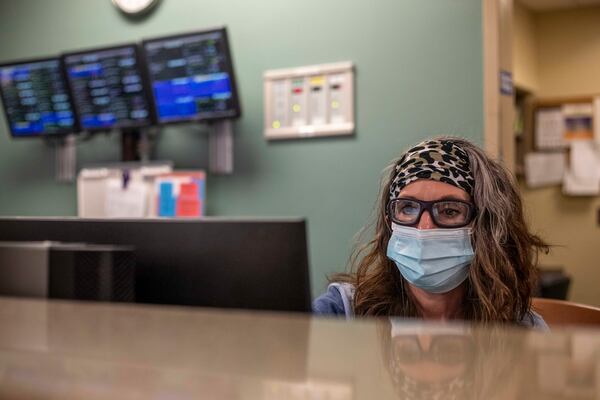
[0,218,311,312]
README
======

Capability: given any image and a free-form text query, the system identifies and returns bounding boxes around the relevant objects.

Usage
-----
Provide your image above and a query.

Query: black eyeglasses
[388,198,475,228]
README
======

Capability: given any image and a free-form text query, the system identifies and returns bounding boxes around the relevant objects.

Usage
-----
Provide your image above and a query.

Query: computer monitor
[62,44,153,131]
[0,217,311,313]
[0,57,77,137]
[141,27,241,124]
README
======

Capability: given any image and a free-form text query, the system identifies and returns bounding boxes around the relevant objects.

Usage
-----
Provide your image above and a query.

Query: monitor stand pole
[55,134,77,183]
[121,128,151,162]
[208,120,233,174]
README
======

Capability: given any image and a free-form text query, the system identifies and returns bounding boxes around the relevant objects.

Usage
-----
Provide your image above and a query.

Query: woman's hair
[333,136,549,323]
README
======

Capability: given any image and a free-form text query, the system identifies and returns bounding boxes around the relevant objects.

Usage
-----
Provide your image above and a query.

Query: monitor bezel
[140,27,242,127]
[0,55,80,139]
[61,43,156,133]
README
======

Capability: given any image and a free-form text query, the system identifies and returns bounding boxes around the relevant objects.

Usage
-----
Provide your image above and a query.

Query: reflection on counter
[378,319,600,399]
[379,320,526,399]
[262,380,352,400]
[0,297,599,399]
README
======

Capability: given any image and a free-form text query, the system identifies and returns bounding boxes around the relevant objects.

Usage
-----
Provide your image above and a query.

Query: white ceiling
[518,0,600,11]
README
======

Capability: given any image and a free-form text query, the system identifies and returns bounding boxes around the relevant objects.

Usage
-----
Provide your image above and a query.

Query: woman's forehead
[398,180,471,201]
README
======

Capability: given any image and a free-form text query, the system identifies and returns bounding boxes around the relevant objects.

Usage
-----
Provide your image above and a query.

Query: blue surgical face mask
[386,223,474,294]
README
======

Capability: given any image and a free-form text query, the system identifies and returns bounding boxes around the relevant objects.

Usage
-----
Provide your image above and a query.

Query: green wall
[0,0,483,298]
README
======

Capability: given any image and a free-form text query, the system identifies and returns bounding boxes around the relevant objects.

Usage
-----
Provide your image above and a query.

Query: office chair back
[532,298,600,327]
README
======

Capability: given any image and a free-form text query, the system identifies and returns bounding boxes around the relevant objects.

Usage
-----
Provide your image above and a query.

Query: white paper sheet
[563,140,600,196]
[104,178,148,218]
[570,140,600,180]
[562,168,599,196]
[524,152,566,188]
[535,108,566,149]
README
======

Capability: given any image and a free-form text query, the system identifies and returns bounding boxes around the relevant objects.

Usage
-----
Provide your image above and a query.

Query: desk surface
[0,297,598,399]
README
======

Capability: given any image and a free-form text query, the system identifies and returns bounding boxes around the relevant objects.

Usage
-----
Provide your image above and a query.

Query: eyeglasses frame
[387,198,476,229]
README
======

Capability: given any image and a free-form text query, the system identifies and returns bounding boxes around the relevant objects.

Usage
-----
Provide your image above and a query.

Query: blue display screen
[0,59,75,137]
[64,46,151,130]
[143,30,239,123]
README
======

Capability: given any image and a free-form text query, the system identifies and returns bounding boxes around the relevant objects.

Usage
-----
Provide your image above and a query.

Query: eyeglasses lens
[432,201,470,226]
[392,200,421,224]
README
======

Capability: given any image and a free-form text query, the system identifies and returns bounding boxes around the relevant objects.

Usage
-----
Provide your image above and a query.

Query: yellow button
[292,104,301,113]
[272,120,281,129]
[331,101,340,109]
[309,76,325,85]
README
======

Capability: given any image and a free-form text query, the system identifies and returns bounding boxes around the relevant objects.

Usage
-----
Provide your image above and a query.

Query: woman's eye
[400,206,419,215]
[438,206,465,220]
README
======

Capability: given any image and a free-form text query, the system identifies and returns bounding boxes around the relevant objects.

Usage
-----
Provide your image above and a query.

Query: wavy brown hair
[333,136,549,323]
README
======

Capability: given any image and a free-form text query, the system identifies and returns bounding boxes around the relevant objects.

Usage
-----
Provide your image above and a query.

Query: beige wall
[521,186,600,306]
[513,2,538,92]
[513,4,600,306]
[537,7,600,97]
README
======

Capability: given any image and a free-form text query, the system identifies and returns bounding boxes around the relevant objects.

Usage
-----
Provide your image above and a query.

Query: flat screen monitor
[62,44,152,131]
[141,27,241,124]
[0,57,76,137]
[0,217,311,313]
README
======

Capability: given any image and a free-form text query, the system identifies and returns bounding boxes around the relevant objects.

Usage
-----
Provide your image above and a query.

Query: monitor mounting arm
[54,134,77,183]
[208,119,234,174]
[121,127,153,162]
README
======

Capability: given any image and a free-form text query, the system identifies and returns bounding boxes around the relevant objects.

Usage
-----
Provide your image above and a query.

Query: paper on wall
[104,178,148,218]
[535,108,565,149]
[594,96,600,145]
[563,168,599,196]
[563,140,600,195]
[569,140,600,180]
[524,152,566,188]
[563,103,594,141]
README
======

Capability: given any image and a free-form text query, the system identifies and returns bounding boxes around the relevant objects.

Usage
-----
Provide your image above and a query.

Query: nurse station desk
[0,297,598,399]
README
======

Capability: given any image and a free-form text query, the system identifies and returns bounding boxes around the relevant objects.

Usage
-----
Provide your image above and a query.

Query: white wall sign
[263,62,354,140]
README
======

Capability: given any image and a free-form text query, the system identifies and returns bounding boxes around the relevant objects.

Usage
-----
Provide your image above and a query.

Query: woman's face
[396,180,471,230]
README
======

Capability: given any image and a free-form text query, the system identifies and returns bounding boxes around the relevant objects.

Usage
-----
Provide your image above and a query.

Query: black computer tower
[0,242,135,302]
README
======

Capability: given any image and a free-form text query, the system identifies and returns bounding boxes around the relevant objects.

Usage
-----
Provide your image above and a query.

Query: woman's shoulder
[312,283,356,318]
[520,309,549,331]
[312,284,549,330]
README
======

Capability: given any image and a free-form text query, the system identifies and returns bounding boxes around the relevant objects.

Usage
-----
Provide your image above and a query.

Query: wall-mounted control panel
[264,62,354,140]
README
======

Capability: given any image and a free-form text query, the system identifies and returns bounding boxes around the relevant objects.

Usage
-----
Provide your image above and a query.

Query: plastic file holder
[77,162,173,218]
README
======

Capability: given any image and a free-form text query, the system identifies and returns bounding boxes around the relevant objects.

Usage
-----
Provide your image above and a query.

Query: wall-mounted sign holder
[208,119,234,174]
[263,61,354,140]
[54,134,77,183]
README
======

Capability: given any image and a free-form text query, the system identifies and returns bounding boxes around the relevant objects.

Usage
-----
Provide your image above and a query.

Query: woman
[313,137,549,328]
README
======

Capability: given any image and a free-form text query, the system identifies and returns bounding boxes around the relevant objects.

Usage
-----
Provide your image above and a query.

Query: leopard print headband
[389,139,475,200]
